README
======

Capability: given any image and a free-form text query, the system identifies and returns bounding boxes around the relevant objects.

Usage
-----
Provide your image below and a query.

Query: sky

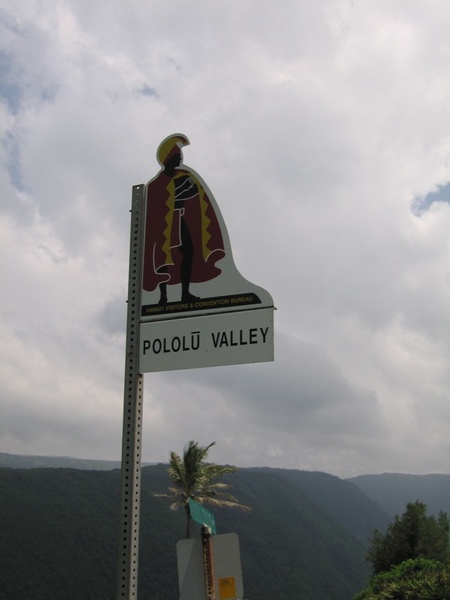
[1,0,450,479]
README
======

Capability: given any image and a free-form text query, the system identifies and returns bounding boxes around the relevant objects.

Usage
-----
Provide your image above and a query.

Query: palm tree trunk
[184,503,192,538]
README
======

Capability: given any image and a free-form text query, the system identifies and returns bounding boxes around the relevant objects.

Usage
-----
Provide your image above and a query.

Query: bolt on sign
[139,133,274,373]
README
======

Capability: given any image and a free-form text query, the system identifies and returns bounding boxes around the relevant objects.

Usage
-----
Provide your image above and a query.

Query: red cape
[143,168,225,292]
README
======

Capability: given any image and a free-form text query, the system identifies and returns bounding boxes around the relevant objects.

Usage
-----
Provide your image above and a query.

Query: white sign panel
[140,133,273,320]
[139,308,273,373]
[177,533,244,600]
[138,133,274,372]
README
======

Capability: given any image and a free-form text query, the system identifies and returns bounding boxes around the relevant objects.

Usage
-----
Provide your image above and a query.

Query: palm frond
[163,440,251,537]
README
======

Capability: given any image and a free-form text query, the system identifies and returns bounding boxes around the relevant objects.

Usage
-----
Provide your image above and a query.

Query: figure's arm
[174,174,198,208]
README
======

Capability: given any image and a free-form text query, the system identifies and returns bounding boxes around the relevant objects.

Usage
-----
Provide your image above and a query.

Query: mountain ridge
[2,453,450,599]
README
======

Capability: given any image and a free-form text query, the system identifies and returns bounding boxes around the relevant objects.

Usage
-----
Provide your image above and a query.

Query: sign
[140,307,273,373]
[218,577,237,600]
[177,533,244,600]
[188,498,217,534]
[138,133,274,372]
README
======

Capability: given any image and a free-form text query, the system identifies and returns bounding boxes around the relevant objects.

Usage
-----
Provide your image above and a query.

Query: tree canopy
[367,501,449,575]
[353,558,450,600]
[165,440,250,537]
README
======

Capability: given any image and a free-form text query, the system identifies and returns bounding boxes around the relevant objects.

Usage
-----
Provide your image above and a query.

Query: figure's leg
[159,282,167,305]
[158,266,168,305]
[179,219,199,302]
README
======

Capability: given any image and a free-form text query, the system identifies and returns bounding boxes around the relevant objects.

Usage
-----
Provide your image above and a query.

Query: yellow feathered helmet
[156,133,190,166]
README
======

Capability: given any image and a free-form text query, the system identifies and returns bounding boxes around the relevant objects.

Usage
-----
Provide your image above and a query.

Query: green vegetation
[353,502,450,599]
[353,558,450,600]
[367,501,450,574]
[165,440,250,537]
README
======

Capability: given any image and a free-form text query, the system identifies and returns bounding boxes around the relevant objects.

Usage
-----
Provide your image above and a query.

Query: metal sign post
[116,185,145,600]
[202,526,216,600]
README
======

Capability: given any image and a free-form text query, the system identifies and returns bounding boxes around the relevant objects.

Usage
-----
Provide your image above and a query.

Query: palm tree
[167,440,250,538]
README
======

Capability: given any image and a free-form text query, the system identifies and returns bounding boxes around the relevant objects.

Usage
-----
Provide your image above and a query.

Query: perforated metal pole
[202,526,216,600]
[117,184,145,600]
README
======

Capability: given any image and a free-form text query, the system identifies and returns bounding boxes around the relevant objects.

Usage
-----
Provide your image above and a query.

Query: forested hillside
[349,473,450,518]
[0,451,123,470]
[0,463,387,600]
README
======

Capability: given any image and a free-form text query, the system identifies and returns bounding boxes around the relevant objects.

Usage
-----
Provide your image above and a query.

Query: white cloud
[1,0,450,477]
